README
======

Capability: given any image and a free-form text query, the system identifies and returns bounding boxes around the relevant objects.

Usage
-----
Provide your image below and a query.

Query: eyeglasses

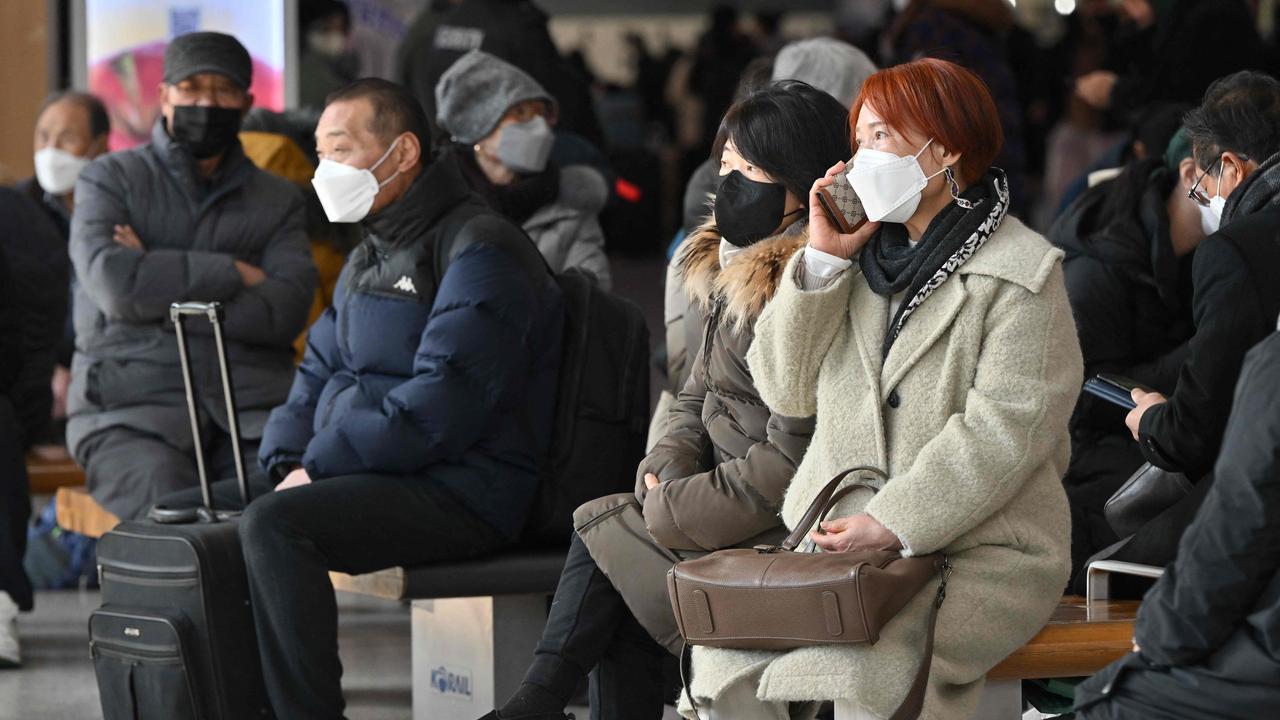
[1187,157,1222,207]
[1187,154,1249,207]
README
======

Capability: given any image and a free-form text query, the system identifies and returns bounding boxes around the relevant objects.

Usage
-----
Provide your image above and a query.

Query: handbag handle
[780,465,888,551]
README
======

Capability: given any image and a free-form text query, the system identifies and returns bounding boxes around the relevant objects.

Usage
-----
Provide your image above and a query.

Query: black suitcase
[90,301,271,720]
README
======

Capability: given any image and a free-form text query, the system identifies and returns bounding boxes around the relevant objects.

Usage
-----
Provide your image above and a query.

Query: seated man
[1075,322,1280,720]
[17,90,111,444]
[67,31,316,521]
[185,78,564,718]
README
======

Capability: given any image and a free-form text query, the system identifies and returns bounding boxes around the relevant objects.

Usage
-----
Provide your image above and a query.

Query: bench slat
[988,596,1138,680]
[28,454,86,495]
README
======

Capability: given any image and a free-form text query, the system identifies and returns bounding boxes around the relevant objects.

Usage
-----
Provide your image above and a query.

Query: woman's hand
[644,473,660,490]
[809,514,903,553]
[1125,388,1167,441]
[808,161,880,260]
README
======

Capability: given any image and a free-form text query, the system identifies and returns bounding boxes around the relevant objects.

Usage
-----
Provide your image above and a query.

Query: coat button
[887,389,900,409]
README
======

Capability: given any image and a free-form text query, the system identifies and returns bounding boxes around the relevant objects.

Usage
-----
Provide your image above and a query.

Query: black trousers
[0,396,32,610]
[1076,653,1279,720]
[524,533,668,720]
[162,473,509,720]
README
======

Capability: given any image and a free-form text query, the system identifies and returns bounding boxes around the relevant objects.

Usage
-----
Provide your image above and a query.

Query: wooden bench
[27,453,86,495]
[331,549,568,719]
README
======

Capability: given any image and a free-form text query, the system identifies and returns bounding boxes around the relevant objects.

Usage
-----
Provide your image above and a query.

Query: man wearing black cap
[66,32,317,522]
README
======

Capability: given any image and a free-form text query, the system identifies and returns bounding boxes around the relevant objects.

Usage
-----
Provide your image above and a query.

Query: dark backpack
[431,209,650,545]
[524,269,650,545]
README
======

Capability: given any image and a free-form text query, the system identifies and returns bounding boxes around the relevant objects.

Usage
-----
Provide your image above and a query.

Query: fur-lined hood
[675,217,808,333]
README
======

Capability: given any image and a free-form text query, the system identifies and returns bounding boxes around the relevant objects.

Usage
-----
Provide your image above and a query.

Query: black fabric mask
[714,170,795,247]
[171,105,243,159]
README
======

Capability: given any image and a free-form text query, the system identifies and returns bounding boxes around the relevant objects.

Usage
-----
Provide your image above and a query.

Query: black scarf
[455,145,560,224]
[860,169,1009,356]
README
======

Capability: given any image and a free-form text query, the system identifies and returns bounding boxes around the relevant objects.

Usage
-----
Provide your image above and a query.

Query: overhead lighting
[1055,0,1077,14]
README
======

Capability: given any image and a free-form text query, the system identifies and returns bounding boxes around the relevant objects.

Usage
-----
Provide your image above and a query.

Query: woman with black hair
[479,80,851,720]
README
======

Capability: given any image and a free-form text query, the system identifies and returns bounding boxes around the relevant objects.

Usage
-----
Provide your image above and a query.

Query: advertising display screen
[80,0,291,150]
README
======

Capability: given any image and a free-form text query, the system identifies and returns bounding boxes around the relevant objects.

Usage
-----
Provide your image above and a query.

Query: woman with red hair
[680,58,1082,719]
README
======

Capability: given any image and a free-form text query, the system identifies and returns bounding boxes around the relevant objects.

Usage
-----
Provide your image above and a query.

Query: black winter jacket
[1052,159,1195,440]
[258,158,564,535]
[0,187,69,446]
[1138,154,1280,478]
[1134,328,1280,693]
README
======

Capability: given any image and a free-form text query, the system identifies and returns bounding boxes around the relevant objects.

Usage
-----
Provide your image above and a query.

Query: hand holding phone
[1082,374,1154,411]
[815,159,868,235]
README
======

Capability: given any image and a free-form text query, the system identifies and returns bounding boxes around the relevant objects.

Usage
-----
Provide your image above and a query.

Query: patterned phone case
[816,167,867,234]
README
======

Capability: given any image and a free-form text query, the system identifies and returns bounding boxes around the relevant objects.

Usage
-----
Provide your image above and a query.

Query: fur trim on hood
[675,217,808,334]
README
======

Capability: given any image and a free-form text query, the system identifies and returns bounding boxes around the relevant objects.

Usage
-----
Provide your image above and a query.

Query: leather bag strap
[781,466,888,551]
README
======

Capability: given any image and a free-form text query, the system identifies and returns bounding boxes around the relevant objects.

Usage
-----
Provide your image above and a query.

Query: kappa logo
[393,276,418,295]
[428,665,473,698]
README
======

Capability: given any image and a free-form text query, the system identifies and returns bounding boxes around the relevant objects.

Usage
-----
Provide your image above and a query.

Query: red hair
[851,58,1003,185]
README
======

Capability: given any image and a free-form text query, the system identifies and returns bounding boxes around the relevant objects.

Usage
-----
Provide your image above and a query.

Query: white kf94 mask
[312,138,402,223]
[34,147,92,195]
[847,138,946,224]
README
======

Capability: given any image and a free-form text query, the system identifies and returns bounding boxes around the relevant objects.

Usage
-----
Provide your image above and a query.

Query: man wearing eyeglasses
[66,32,316,523]
[1086,70,1280,587]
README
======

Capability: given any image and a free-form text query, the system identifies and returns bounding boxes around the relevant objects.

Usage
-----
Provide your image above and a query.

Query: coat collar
[676,217,808,333]
[147,118,254,211]
[865,215,1062,394]
[363,156,475,246]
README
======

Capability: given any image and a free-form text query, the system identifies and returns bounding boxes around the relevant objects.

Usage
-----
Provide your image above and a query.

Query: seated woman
[684,58,1081,720]
[480,80,851,720]
[435,49,612,289]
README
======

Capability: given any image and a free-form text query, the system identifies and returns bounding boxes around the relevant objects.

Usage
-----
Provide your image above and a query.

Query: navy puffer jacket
[258,157,564,534]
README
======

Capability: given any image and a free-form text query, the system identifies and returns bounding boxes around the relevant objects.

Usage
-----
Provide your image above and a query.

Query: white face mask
[308,30,347,58]
[34,147,91,195]
[848,138,946,224]
[312,138,401,223]
[1197,165,1230,235]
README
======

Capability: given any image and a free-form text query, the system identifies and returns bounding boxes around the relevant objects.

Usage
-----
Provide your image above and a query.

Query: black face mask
[171,105,243,159]
[714,170,798,247]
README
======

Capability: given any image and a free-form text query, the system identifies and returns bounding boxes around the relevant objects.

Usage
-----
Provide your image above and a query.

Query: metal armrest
[1086,560,1165,603]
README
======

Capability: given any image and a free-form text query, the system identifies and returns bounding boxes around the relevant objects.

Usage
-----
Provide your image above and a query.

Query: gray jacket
[523,164,612,290]
[67,121,316,457]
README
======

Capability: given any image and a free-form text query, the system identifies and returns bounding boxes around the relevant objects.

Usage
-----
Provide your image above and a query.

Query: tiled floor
[2,589,682,720]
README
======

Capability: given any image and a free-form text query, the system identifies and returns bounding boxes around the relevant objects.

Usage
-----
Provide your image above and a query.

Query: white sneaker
[0,591,20,668]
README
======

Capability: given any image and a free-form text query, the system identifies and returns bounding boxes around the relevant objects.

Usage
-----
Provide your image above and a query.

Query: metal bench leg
[411,594,548,719]
[973,679,1022,719]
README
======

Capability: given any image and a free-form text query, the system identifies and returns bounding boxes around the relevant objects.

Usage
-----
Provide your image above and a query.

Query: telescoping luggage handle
[151,302,250,523]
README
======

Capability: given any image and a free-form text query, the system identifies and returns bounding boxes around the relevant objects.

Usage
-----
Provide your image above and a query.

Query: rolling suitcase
[90,301,272,720]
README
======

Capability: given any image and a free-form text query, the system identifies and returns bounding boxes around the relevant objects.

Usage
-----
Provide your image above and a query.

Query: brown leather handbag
[666,466,951,720]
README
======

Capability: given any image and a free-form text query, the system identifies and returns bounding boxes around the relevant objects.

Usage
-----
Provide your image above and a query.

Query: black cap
[163,31,252,90]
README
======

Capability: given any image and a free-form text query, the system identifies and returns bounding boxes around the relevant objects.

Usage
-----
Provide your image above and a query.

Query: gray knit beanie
[435,50,558,145]
[163,31,252,90]
[772,38,877,108]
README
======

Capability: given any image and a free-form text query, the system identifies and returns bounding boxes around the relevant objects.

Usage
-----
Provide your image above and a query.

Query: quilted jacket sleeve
[257,287,345,477]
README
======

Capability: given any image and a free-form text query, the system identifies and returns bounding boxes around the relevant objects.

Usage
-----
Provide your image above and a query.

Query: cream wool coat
[682,216,1082,720]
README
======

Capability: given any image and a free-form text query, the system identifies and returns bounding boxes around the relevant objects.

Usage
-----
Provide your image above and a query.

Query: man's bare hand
[112,224,144,250]
[275,467,312,492]
[235,260,267,287]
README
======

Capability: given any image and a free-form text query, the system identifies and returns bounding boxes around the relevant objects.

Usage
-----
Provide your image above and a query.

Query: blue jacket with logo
[258,157,564,534]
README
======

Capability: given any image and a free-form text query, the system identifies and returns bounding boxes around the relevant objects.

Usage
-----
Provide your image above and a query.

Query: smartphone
[816,161,868,234]
[1082,374,1153,410]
